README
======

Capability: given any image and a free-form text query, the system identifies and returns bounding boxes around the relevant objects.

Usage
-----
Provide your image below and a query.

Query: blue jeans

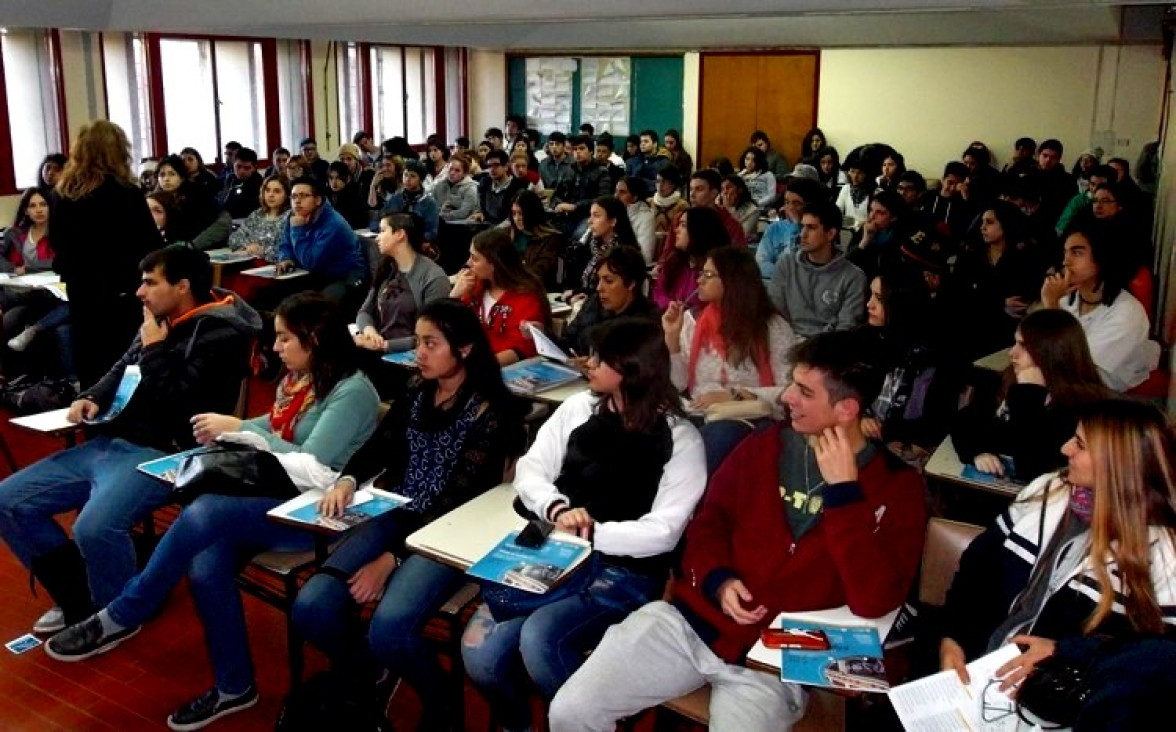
[460,562,662,730]
[0,436,169,606]
[106,494,313,694]
[292,511,465,717]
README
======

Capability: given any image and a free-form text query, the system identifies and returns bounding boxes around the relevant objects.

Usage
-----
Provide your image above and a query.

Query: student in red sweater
[451,228,551,365]
[549,330,927,732]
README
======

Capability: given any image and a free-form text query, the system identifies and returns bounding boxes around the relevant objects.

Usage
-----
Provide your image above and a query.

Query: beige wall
[816,45,1165,179]
[308,39,341,159]
[468,50,507,145]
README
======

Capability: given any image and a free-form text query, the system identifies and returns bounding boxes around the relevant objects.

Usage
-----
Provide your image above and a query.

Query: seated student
[652,205,730,310]
[876,151,906,193]
[1056,164,1114,235]
[155,155,233,250]
[1002,136,1038,178]
[423,140,451,195]
[858,270,961,463]
[769,200,867,338]
[564,196,639,294]
[371,159,439,244]
[510,152,543,195]
[473,149,527,225]
[755,177,823,279]
[960,144,1000,211]
[0,187,72,379]
[738,146,777,210]
[1071,149,1101,194]
[659,169,747,266]
[1088,181,1152,275]
[300,137,331,183]
[326,161,373,230]
[275,176,369,310]
[614,176,657,264]
[560,245,659,357]
[354,212,449,361]
[1041,221,1160,392]
[270,147,291,179]
[463,317,707,732]
[180,147,221,202]
[451,228,551,365]
[0,246,260,635]
[720,174,760,243]
[624,129,671,184]
[751,130,789,179]
[550,330,928,732]
[219,147,264,220]
[952,199,1043,359]
[953,308,1110,483]
[539,132,575,192]
[337,142,375,196]
[663,129,693,181]
[551,135,613,238]
[292,300,525,731]
[46,293,378,730]
[431,153,479,222]
[939,399,1176,694]
[834,157,875,229]
[507,189,565,290]
[285,154,309,183]
[664,246,797,472]
[896,170,927,212]
[368,154,405,211]
[218,141,241,186]
[1032,139,1077,224]
[919,162,973,246]
[845,189,908,280]
[622,134,640,163]
[815,145,848,197]
[647,166,688,244]
[227,174,291,263]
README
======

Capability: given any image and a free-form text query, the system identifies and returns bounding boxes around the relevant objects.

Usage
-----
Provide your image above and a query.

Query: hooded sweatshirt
[277,200,367,281]
[432,176,479,221]
[79,289,263,451]
[769,248,867,338]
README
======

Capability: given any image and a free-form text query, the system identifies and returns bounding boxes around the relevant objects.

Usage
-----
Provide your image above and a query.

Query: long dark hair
[274,292,360,399]
[417,299,526,457]
[802,128,827,160]
[722,175,753,208]
[591,195,638,247]
[706,246,776,367]
[589,317,684,432]
[470,228,552,326]
[1061,218,1129,306]
[741,146,768,174]
[180,147,213,178]
[814,146,841,186]
[663,205,731,287]
[510,189,560,237]
[873,269,932,351]
[13,186,52,229]
[1003,308,1110,409]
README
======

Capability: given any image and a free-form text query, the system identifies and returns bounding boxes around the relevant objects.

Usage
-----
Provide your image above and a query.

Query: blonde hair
[56,120,136,200]
[1080,400,1176,634]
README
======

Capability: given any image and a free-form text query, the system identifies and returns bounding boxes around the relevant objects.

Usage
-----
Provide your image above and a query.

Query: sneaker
[43,615,140,662]
[7,326,39,352]
[167,686,258,731]
[32,606,65,635]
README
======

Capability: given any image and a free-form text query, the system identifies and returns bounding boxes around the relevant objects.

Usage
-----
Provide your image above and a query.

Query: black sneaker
[44,615,140,662]
[167,686,258,731]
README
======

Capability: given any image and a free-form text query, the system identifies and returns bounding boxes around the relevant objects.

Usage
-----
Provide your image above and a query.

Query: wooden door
[698,52,819,171]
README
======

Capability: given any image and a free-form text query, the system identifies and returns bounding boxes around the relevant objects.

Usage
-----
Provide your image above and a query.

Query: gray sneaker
[7,326,39,352]
[32,606,65,635]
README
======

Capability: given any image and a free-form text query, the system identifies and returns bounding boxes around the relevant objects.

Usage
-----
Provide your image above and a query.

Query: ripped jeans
[461,557,662,731]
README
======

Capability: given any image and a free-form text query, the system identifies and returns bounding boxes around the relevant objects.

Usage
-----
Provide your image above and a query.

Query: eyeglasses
[698,270,720,280]
[1093,197,1117,205]
[290,193,317,201]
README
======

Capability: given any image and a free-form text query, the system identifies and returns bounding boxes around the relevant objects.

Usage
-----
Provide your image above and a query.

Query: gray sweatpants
[549,601,808,732]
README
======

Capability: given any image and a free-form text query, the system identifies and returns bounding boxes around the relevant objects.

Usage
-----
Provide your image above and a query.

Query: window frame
[0,27,68,195]
[347,43,459,149]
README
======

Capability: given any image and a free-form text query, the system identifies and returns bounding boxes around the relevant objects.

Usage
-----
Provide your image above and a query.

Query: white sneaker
[8,326,39,352]
[33,606,65,635]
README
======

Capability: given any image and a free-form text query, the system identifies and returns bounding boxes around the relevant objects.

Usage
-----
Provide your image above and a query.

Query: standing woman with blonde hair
[51,120,163,386]
[940,399,1176,694]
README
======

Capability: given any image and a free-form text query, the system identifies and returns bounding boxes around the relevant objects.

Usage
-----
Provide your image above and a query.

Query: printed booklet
[136,447,206,483]
[466,530,592,594]
[500,358,583,396]
[382,350,418,367]
[85,365,141,424]
[267,487,410,532]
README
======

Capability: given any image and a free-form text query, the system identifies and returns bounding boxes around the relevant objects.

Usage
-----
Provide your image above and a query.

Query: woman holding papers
[461,317,707,732]
[663,246,796,472]
[452,228,551,366]
[292,299,525,731]
[939,399,1176,695]
[45,294,379,731]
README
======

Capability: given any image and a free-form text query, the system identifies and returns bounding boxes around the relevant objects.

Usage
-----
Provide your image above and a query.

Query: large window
[275,39,311,154]
[0,28,65,191]
[336,42,364,148]
[102,32,154,166]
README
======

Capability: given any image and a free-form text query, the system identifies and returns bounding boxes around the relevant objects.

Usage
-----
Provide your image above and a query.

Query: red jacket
[674,425,927,662]
[3,228,53,270]
[462,281,546,361]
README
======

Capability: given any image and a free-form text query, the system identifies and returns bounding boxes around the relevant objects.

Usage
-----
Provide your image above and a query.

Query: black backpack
[0,375,76,414]
[274,671,392,732]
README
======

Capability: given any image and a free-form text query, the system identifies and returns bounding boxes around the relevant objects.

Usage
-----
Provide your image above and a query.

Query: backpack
[274,670,392,732]
[0,375,76,414]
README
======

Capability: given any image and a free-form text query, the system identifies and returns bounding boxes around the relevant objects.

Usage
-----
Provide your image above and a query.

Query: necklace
[1078,294,1103,305]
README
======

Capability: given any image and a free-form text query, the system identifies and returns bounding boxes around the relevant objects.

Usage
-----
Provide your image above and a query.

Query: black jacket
[80,291,262,451]
[560,294,660,356]
[952,382,1073,482]
[220,172,264,220]
[477,176,528,225]
[554,161,612,220]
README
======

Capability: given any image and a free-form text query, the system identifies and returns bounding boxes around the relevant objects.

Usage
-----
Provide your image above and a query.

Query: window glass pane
[372,46,404,142]
[336,42,363,150]
[1,29,63,188]
[404,47,435,145]
[276,39,308,156]
[444,47,464,144]
[215,40,266,153]
[102,32,153,165]
[159,38,217,162]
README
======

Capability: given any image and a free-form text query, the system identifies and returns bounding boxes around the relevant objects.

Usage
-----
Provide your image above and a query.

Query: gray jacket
[432,177,479,221]
[769,249,867,338]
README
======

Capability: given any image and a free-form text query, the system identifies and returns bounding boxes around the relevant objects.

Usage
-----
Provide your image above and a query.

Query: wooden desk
[973,348,1010,374]
[406,484,522,570]
[924,437,1022,498]
[204,248,255,287]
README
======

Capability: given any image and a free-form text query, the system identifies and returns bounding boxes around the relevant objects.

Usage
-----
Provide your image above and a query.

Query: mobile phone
[760,628,831,651]
[514,519,553,549]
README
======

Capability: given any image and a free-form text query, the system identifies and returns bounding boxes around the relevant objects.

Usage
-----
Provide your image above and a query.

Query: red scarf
[269,372,316,441]
[687,304,775,393]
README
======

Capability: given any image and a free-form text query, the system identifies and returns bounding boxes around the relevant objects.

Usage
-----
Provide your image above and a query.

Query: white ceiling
[0,1,1167,49]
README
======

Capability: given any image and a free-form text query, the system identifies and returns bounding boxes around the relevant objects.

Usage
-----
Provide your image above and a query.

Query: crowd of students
[0,112,1172,731]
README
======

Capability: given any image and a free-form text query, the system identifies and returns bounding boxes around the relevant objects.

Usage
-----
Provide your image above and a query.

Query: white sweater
[1060,290,1159,392]
[671,311,797,408]
[513,391,706,559]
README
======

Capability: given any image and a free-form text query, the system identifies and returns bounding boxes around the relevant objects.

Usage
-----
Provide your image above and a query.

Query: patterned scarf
[401,389,484,514]
[1069,486,1095,523]
[269,371,316,441]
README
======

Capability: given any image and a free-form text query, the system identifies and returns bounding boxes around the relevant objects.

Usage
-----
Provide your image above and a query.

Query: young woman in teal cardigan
[45,293,380,731]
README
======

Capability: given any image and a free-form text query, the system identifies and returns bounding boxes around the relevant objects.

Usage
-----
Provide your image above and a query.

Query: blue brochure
[467,530,592,594]
[381,351,418,368]
[776,619,889,692]
[85,365,141,424]
[271,488,410,532]
[500,359,582,396]
[136,447,205,483]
